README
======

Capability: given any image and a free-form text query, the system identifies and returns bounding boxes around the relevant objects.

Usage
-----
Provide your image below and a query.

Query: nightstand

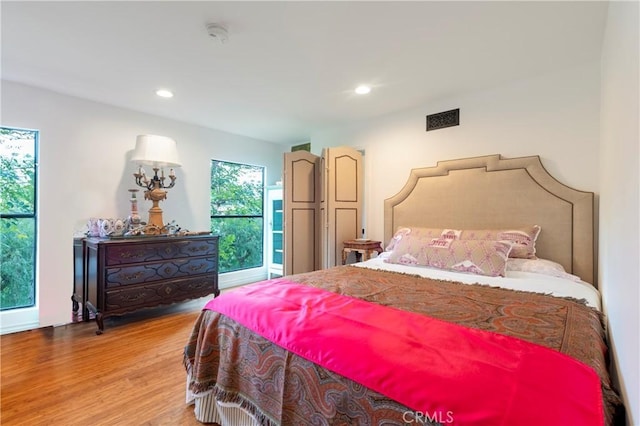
[342,239,383,265]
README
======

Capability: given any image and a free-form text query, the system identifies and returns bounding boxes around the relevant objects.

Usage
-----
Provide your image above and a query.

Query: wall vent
[426,109,460,131]
[291,142,311,152]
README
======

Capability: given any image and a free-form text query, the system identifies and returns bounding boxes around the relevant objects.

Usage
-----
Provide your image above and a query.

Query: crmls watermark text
[402,410,454,424]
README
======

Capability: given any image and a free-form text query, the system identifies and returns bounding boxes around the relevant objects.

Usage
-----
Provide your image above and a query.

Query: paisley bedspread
[183,265,621,425]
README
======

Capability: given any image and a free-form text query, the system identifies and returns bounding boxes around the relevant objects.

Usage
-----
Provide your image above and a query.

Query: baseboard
[0,307,39,335]
[218,267,268,290]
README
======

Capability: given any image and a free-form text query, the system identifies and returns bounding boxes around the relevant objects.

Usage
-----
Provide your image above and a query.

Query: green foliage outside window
[1,127,37,310]
[211,160,264,273]
[1,218,36,309]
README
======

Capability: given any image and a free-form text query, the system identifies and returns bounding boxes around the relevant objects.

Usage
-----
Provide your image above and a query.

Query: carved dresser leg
[95,313,105,335]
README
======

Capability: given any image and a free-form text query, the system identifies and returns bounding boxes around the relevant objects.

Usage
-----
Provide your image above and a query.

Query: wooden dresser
[84,234,219,334]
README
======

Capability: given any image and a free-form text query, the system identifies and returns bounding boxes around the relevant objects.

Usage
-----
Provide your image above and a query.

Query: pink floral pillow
[459,226,541,259]
[384,227,413,252]
[385,227,462,252]
[386,236,513,277]
[386,225,541,259]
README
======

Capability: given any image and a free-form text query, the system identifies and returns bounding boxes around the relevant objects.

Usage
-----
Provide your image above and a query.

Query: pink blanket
[205,279,603,425]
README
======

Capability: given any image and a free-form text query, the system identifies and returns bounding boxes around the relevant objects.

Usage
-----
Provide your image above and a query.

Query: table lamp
[131,134,181,233]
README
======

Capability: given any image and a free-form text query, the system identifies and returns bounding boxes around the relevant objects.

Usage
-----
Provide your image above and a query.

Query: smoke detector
[206,23,229,44]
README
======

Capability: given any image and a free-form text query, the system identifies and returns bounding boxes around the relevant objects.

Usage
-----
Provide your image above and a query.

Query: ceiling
[1,1,608,145]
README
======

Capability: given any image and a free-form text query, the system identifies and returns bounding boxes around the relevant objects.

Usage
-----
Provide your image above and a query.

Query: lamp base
[143,187,168,234]
[147,205,164,230]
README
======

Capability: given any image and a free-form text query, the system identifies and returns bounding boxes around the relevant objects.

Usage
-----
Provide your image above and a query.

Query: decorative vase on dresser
[127,188,142,229]
[83,234,219,334]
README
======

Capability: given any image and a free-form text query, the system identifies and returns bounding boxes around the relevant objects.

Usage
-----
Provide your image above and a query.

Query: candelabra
[131,135,181,234]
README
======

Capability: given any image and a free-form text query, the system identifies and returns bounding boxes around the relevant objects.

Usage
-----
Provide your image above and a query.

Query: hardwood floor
[1,297,215,425]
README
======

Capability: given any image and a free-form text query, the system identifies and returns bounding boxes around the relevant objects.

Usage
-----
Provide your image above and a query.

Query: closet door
[321,147,363,268]
[283,151,321,275]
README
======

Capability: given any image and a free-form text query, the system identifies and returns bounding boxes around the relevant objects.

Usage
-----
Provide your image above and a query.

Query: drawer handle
[121,291,148,302]
[118,271,144,281]
[187,246,208,253]
[188,282,207,290]
[119,251,145,259]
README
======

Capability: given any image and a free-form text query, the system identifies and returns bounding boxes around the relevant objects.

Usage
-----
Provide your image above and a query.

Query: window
[210,160,264,273]
[1,127,38,311]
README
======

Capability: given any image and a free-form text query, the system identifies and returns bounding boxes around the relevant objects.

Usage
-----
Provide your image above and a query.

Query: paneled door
[321,147,363,268]
[283,147,363,274]
[283,151,321,275]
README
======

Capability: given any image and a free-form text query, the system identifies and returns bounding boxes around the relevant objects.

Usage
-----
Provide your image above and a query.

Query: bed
[184,154,621,425]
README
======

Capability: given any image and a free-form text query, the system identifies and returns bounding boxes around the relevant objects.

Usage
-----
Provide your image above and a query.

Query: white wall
[1,81,285,332]
[310,61,602,246]
[599,2,640,424]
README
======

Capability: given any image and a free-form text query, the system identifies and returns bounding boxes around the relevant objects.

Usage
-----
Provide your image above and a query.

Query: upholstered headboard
[384,154,596,286]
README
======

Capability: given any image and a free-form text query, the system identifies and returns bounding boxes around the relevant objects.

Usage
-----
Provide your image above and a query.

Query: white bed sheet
[353,256,602,310]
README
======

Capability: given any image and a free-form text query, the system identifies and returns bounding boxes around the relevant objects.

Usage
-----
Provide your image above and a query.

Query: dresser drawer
[104,276,217,311]
[104,238,217,266]
[105,257,216,288]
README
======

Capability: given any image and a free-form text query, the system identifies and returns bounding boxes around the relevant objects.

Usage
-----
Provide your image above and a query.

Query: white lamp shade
[131,135,181,167]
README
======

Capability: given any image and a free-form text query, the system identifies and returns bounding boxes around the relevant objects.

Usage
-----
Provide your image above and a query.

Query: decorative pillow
[385,225,541,259]
[506,258,582,282]
[459,225,541,259]
[386,236,513,277]
[385,227,464,252]
[384,227,413,252]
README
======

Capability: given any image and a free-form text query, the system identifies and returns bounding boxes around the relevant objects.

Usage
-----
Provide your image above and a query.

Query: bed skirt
[186,373,259,425]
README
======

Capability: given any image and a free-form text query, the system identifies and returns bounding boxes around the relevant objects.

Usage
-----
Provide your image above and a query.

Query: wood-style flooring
[1,297,213,425]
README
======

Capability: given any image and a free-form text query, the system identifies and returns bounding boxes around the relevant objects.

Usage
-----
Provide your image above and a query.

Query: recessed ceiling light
[156,89,174,98]
[355,85,371,95]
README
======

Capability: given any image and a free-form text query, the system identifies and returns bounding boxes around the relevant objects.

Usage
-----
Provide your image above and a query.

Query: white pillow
[506,258,582,282]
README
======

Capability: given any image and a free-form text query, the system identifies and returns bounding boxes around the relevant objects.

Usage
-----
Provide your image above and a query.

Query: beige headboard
[384,154,596,286]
